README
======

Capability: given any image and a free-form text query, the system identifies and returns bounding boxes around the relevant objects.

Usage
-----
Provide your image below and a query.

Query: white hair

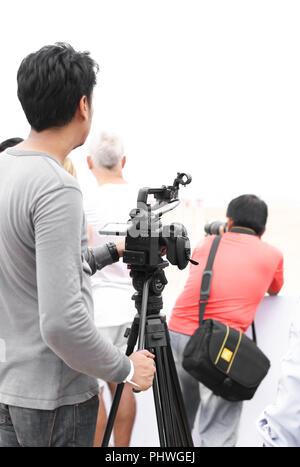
[89,131,124,169]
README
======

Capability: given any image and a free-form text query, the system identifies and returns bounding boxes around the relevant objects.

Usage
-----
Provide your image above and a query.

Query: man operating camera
[0,43,155,447]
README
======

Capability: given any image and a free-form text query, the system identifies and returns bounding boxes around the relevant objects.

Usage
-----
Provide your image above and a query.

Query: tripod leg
[101,316,140,447]
[154,346,176,446]
[145,315,194,447]
[152,373,166,446]
[161,345,183,446]
[165,335,194,446]
[101,383,125,447]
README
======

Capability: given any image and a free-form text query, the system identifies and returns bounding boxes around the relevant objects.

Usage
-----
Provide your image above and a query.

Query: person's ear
[227,218,234,231]
[121,155,126,169]
[259,228,265,239]
[87,155,93,170]
[78,95,89,121]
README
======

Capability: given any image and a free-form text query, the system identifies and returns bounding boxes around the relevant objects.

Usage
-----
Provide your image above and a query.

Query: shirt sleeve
[32,186,131,383]
[257,307,300,446]
[268,254,284,293]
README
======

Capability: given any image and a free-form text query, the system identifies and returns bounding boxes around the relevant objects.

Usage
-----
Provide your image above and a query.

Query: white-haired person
[84,132,138,447]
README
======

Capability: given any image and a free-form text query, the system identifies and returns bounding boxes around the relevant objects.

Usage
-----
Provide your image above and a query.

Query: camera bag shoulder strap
[198,234,257,344]
[198,235,222,325]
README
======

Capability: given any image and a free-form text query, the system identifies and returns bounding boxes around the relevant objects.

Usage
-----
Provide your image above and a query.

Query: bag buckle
[200,270,213,298]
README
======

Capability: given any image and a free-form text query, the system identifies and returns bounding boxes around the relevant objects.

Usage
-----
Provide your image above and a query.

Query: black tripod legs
[101,312,193,447]
[145,316,193,447]
[101,290,193,448]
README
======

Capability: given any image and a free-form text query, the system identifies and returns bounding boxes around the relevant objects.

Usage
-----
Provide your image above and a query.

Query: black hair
[0,137,24,153]
[226,194,268,235]
[17,42,99,132]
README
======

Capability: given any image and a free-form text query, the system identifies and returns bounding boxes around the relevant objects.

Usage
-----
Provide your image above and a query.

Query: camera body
[123,207,162,268]
[100,173,193,272]
[124,174,192,271]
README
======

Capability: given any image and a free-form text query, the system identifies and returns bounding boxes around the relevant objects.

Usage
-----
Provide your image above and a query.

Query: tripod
[101,267,194,447]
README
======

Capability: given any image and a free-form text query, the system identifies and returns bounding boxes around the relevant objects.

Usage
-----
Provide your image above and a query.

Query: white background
[1,0,300,206]
[1,1,300,447]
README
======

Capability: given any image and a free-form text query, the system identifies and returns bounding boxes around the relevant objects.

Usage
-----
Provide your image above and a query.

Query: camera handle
[136,276,151,351]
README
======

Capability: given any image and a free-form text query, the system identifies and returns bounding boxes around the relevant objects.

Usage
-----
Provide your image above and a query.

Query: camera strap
[199,235,257,344]
[199,235,221,326]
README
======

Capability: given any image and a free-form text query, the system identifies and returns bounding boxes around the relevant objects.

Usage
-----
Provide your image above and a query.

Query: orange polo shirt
[168,232,284,336]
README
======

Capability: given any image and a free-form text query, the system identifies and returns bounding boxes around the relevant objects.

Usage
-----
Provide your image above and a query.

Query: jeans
[0,395,99,447]
[169,330,243,447]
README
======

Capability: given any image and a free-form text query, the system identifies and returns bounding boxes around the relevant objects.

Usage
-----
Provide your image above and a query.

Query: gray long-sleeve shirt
[0,149,131,410]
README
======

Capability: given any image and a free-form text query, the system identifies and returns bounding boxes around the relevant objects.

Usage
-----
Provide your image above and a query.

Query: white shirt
[84,183,139,327]
[257,302,300,446]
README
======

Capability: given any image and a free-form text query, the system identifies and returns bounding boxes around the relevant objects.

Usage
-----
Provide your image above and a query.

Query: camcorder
[99,173,198,317]
[100,172,197,273]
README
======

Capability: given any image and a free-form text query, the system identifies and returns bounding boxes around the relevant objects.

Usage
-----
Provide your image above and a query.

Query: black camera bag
[182,235,270,401]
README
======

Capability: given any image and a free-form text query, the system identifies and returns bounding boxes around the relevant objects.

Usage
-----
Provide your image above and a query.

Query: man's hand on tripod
[128,350,156,391]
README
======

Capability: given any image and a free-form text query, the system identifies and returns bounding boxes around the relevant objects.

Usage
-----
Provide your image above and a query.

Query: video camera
[100,173,197,272]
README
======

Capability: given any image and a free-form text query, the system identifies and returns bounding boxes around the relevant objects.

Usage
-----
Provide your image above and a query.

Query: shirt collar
[229,226,257,236]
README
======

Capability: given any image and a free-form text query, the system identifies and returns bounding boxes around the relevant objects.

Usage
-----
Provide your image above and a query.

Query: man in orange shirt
[168,194,284,447]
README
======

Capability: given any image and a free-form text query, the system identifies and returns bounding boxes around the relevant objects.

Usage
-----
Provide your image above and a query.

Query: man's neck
[15,128,79,165]
[93,169,126,187]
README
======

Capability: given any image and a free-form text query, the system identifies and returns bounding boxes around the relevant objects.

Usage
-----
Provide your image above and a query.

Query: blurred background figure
[0,137,23,153]
[257,303,300,447]
[63,157,77,178]
[84,131,138,447]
